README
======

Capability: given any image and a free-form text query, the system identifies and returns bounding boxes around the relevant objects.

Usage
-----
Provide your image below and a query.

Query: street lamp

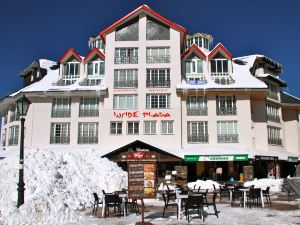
[16,95,31,208]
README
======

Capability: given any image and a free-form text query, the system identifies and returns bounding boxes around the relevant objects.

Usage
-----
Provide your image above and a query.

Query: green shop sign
[184,154,248,162]
[287,157,299,162]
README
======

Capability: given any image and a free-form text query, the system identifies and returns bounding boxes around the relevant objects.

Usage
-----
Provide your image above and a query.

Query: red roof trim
[59,48,82,63]
[181,44,206,60]
[83,48,105,63]
[208,43,232,59]
[99,5,186,42]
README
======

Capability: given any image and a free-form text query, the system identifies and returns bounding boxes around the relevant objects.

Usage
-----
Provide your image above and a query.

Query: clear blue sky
[0,0,300,98]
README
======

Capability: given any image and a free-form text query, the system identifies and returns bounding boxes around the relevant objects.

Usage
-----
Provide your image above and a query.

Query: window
[110,122,122,135]
[186,36,209,50]
[267,83,279,100]
[115,17,139,41]
[146,69,170,87]
[8,126,19,146]
[127,122,139,135]
[146,47,170,63]
[50,123,70,144]
[115,48,138,64]
[2,113,7,125]
[1,128,6,147]
[185,59,203,74]
[146,94,170,109]
[187,121,208,143]
[210,55,233,85]
[78,123,98,144]
[31,74,34,82]
[146,16,170,40]
[187,96,207,116]
[114,69,138,88]
[87,60,104,75]
[79,98,99,117]
[144,121,156,134]
[267,126,282,145]
[52,98,71,118]
[217,121,238,143]
[9,105,20,122]
[216,95,236,115]
[161,121,173,134]
[266,104,280,123]
[62,61,80,85]
[113,95,138,109]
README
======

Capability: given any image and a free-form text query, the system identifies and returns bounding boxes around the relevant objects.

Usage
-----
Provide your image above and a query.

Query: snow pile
[0,148,127,225]
[244,178,283,192]
[187,180,220,190]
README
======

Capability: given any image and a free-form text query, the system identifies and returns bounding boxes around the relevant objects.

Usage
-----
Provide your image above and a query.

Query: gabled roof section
[281,92,300,106]
[181,44,206,60]
[99,4,186,43]
[59,48,82,63]
[208,43,232,60]
[83,48,105,63]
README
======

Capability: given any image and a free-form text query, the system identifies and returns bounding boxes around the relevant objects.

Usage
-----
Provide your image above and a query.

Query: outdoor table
[238,188,264,208]
[227,186,234,202]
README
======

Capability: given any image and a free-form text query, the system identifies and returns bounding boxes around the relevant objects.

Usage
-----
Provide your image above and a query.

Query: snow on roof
[177,54,268,90]
[38,59,57,70]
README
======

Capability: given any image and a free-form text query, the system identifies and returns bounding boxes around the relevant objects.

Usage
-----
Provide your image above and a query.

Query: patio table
[238,188,264,208]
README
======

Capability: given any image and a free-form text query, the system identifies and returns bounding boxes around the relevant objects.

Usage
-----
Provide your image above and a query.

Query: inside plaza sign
[113,111,171,119]
[184,154,248,162]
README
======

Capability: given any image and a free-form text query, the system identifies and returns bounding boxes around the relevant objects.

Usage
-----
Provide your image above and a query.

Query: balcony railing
[62,74,80,86]
[50,136,70,144]
[8,138,18,146]
[188,134,209,143]
[146,56,170,64]
[51,109,71,118]
[146,80,170,88]
[186,74,207,85]
[266,114,280,123]
[87,78,103,86]
[217,134,239,143]
[187,107,208,116]
[267,92,279,101]
[115,56,138,64]
[78,136,98,144]
[79,109,99,117]
[114,80,138,88]
[211,73,235,85]
[217,107,237,116]
[268,138,282,145]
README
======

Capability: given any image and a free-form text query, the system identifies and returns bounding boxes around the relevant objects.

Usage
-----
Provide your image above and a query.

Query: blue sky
[0,0,300,98]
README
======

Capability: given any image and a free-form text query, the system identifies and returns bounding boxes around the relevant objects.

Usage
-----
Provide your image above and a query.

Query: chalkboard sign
[128,163,157,199]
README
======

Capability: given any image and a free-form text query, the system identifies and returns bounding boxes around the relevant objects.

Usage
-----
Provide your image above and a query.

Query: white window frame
[79,97,99,117]
[187,121,208,136]
[185,59,203,74]
[113,95,138,110]
[87,60,105,76]
[161,121,174,135]
[110,122,122,135]
[146,69,170,82]
[144,121,156,135]
[114,69,138,87]
[115,48,138,64]
[78,122,98,144]
[187,96,207,108]
[127,121,139,135]
[62,61,80,85]
[146,94,170,109]
[217,95,236,109]
[210,58,228,74]
[217,121,237,135]
[50,123,70,144]
[8,126,19,146]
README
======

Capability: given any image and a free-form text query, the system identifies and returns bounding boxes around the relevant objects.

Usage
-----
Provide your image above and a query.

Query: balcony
[146,80,170,88]
[62,74,80,86]
[51,109,71,118]
[114,80,138,88]
[50,136,70,144]
[187,107,208,116]
[266,114,280,123]
[217,134,239,143]
[146,56,170,64]
[268,138,282,145]
[8,138,18,146]
[78,136,98,144]
[115,56,138,64]
[79,109,99,117]
[217,107,237,116]
[188,134,209,143]
[87,78,103,86]
[267,92,279,101]
[211,73,235,85]
[186,74,207,85]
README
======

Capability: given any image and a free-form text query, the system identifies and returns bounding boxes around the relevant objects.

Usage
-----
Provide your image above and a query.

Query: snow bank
[188,180,220,190]
[0,148,127,225]
[244,178,283,192]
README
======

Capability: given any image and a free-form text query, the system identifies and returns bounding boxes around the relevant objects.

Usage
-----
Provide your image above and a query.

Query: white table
[239,188,264,208]
[101,193,128,218]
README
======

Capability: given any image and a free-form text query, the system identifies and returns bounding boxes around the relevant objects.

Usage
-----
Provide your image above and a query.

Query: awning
[184,154,248,162]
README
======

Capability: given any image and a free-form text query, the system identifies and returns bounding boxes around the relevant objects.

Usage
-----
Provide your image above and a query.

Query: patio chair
[162,192,178,219]
[262,187,272,206]
[184,195,204,222]
[219,185,230,203]
[204,191,220,221]
[104,194,122,218]
[231,186,243,207]
[125,198,139,215]
[165,183,176,199]
[92,193,102,215]
[246,188,261,209]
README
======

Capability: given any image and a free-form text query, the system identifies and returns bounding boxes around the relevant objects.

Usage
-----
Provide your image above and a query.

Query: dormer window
[62,61,80,85]
[87,58,105,86]
[210,53,234,85]
[184,54,206,84]
[186,36,210,50]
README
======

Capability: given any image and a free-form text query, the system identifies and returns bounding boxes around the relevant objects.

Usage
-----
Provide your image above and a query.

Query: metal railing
[79,109,99,117]
[114,80,138,88]
[114,56,138,64]
[267,92,279,101]
[187,134,209,143]
[50,136,70,144]
[211,73,235,85]
[146,80,170,88]
[51,109,71,118]
[217,134,239,143]
[268,138,282,145]
[216,107,237,116]
[266,114,280,123]
[8,138,18,146]
[146,56,170,63]
[187,107,208,116]
[78,136,98,144]
[87,78,103,86]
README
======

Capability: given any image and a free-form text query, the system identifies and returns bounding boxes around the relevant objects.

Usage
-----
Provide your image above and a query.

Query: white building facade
[1,5,300,180]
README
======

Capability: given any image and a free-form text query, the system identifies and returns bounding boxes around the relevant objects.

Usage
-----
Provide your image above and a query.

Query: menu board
[128,163,156,199]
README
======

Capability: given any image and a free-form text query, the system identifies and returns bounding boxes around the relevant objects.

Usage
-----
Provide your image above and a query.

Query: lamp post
[16,95,30,208]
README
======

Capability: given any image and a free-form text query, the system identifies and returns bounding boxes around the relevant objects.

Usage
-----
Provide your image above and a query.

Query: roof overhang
[257,74,287,87]
[83,48,105,63]
[19,61,40,77]
[59,48,82,63]
[181,44,206,60]
[208,43,232,60]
